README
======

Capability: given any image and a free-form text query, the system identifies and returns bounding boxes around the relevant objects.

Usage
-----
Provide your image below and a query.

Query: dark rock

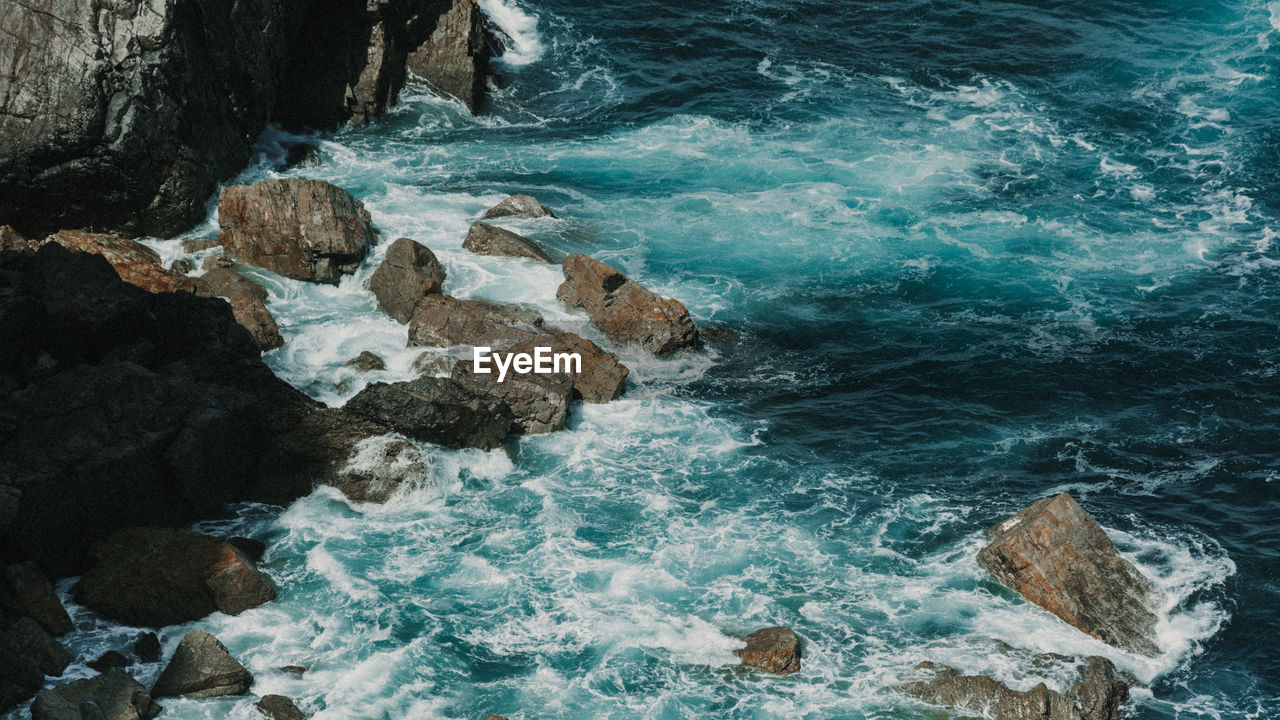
[170,259,196,275]
[331,436,429,503]
[257,694,308,720]
[30,668,160,720]
[151,630,252,699]
[405,0,494,112]
[134,634,162,664]
[200,269,268,303]
[346,377,513,450]
[227,538,267,564]
[39,231,200,295]
[463,222,553,263]
[75,528,276,627]
[977,493,1160,657]
[408,294,550,349]
[557,254,700,356]
[509,333,628,403]
[202,254,237,271]
[279,665,308,676]
[2,617,72,676]
[482,194,556,220]
[346,352,388,373]
[182,238,223,254]
[369,238,446,323]
[698,325,741,352]
[88,651,131,674]
[480,716,509,720]
[452,358,574,434]
[0,562,74,636]
[735,626,802,675]
[0,644,43,714]
[196,269,283,351]
[218,179,377,285]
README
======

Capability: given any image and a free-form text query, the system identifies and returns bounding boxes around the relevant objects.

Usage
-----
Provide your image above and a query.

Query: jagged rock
[279,665,308,676]
[227,538,267,564]
[30,669,160,720]
[408,294,550,349]
[412,351,457,377]
[202,253,237,271]
[39,231,199,295]
[1,617,71,676]
[0,562,74,636]
[509,333,628,403]
[346,377,513,450]
[452,358,574,434]
[557,254,700,356]
[0,225,28,252]
[735,626,802,675]
[182,238,223,254]
[0,644,43,714]
[463,222,553,263]
[346,352,388,373]
[482,194,556,220]
[196,268,284,351]
[151,630,252,699]
[406,0,494,112]
[134,634,162,664]
[897,656,1133,720]
[199,269,268,302]
[170,259,196,275]
[75,527,276,627]
[330,435,429,503]
[218,179,376,285]
[257,694,308,720]
[88,651,131,674]
[977,494,1160,657]
[369,238,446,323]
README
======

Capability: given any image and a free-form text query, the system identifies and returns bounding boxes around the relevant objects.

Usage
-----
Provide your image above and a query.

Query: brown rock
[200,268,268,302]
[346,351,387,372]
[257,694,308,720]
[735,626,801,675]
[229,297,286,351]
[369,237,446,323]
[218,179,376,285]
[1,617,72,676]
[0,562,74,636]
[40,231,199,294]
[406,0,493,112]
[75,528,277,628]
[510,332,628,403]
[452,357,574,434]
[151,629,252,699]
[31,668,161,720]
[408,294,550,349]
[412,351,457,377]
[557,254,700,356]
[182,238,223,254]
[0,225,32,252]
[463,222,553,263]
[202,253,237,271]
[482,194,556,220]
[977,494,1161,656]
[170,258,196,275]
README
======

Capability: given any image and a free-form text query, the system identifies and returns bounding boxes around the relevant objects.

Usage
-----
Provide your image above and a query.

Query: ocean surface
[28,0,1280,717]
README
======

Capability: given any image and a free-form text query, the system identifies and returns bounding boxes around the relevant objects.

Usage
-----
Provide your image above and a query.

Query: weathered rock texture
[2,230,201,295]
[463,222,553,263]
[218,179,377,285]
[404,0,495,112]
[151,629,252,699]
[198,268,283,351]
[557,254,700,356]
[346,351,388,372]
[735,626,802,675]
[482,194,556,220]
[345,377,514,450]
[331,435,428,503]
[977,494,1161,657]
[257,694,309,720]
[0,562,74,636]
[31,668,161,720]
[408,294,550,349]
[369,237,446,323]
[508,333,628,403]
[2,617,72,676]
[453,358,574,434]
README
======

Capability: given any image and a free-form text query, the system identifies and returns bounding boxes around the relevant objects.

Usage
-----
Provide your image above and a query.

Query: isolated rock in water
[408,294,550,349]
[257,694,308,720]
[75,528,276,627]
[406,0,494,112]
[31,669,160,720]
[183,238,223,254]
[482,194,556,220]
[557,254,700,356]
[346,351,388,372]
[511,333,628,403]
[218,179,376,285]
[977,493,1160,656]
[40,231,199,294]
[134,634,162,664]
[2,617,72,677]
[88,650,131,674]
[0,645,42,713]
[463,222,554,263]
[330,435,429,503]
[0,562,74,636]
[735,626,802,675]
[369,238,446,323]
[346,377,514,450]
[480,716,510,720]
[452,358,574,434]
[897,656,1133,720]
[151,630,252,699]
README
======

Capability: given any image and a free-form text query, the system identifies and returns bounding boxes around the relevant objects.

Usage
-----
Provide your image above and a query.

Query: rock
[463,222,553,263]
[88,651,131,674]
[0,225,30,253]
[257,694,308,720]
[0,645,43,714]
[2,617,72,676]
[134,634,162,664]
[346,352,388,373]
[229,297,286,352]
[182,238,223,254]
[346,377,514,450]
[482,194,556,220]
[202,254,237,271]
[0,562,74,636]
[227,538,267,564]
[279,665,308,676]
[405,0,495,112]
[199,269,269,302]
[30,669,160,720]
[151,630,252,699]
[369,238,446,323]
[170,259,196,275]
[39,231,199,295]
[75,527,276,627]
[331,436,430,503]
[408,294,550,349]
[218,179,377,285]
[412,351,457,377]
[557,254,700,356]
[452,358,574,434]
[510,333,628,403]
[480,716,509,720]
[735,626,802,675]
[897,655,1133,720]
[977,493,1160,657]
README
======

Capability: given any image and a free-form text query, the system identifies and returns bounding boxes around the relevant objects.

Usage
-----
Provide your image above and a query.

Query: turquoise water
[38,0,1280,717]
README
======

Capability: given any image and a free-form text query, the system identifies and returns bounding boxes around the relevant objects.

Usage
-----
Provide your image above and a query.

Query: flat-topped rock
[369,237,446,323]
[31,669,161,720]
[735,626,802,675]
[463,221,553,263]
[977,493,1161,656]
[557,254,700,356]
[482,194,556,220]
[408,294,550,349]
[151,630,252,699]
[345,377,514,450]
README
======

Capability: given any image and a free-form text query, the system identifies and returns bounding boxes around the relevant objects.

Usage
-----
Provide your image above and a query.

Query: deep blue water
[26,1,1280,718]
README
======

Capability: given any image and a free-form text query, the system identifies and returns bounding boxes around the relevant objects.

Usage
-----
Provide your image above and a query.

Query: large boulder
[977,494,1161,656]
[218,179,377,285]
[369,237,446,323]
[405,0,496,112]
[37,231,199,295]
[557,254,700,356]
[735,626,802,675]
[408,294,550,349]
[257,694,308,720]
[75,527,276,627]
[31,669,160,720]
[463,222,553,263]
[452,358,574,434]
[482,194,556,220]
[508,333,628,403]
[151,630,252,699]
[345,377,514,450]
[0,562,74,636]
[1,617,72,676]
[198,268,283,351]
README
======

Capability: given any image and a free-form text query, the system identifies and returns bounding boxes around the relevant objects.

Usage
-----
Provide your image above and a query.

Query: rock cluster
[31,669,161,720]
[0,562,77,713]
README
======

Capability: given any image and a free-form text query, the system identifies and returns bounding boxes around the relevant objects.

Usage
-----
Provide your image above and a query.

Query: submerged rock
[408,294,550,349]
[463,222,554,263]
[0,562,74,636]
[2,617,71,677]
[31,669,160,720]
[331,436,429,503]
[257,694,308,720]
[977,493,1160,656]
[347,351,388,372]
[557,254,700,356]
[452,358,575,434]
[218,179,376,285]
[369,237,446,323]
[151,630,252,699]
[346,377,514,450]
[735,626,802,675]
[482,194,557,220]
[134,634,162,665]
[88,650,131,674]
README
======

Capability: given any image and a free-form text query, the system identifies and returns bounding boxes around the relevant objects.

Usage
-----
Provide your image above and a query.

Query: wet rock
[0,562,74,636]
[170,259,196,275]
[735,626,802,675]
[369,238,446,323]
[412,351,458,377]
[227,538,267,564]
[279,665,308,676]
[452,358,574,434]
[480,716,509,720]
[2,617,71,676]
[134,634,162,664]
[218,179,376,285]
[557,254,700,356]
[977,493,1160,656]
[346,377,514,450]
[698,325,741,352]
[463,222,553,263]
[229,297,286,352]
[482,194,556,220]
[408,294,550,349]
[75,528,276,628]
[510,333,628,403]
[0,645,43,714]
[39,231,199,295]
[202,253,237,271]
[151,630,252,699]
[257,694,308,720]
[182,238,223,254]
[406,0,495,112]
[30,668,160,720]
[199,268,268,303]
[88,650,131,674]
[330,436,429,503]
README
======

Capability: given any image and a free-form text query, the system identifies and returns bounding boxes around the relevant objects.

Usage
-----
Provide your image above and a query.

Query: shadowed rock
[452,358,574,434]
[0,562,73,636]
[88,650,130,674]
[482,194,556,220]
[2,617,71,676]
[134,634,162,664]
[257,694,308,720]
[346,377,514,450]
[736,626,802,675]
[408,294,550,349]
[151,630,251,699]
[31,669,160,720]
[978,494,1161,656]
[346,351,388,372]
[406,0,495,112]
[37,231,199,295]
[557,254,699,356]
[198,268,282,351]
[0,645,42,714]
[369,238,446,323]
[463,222,553,263]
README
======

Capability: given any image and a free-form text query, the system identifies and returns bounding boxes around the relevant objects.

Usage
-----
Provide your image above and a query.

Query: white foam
[479,0,544,66]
